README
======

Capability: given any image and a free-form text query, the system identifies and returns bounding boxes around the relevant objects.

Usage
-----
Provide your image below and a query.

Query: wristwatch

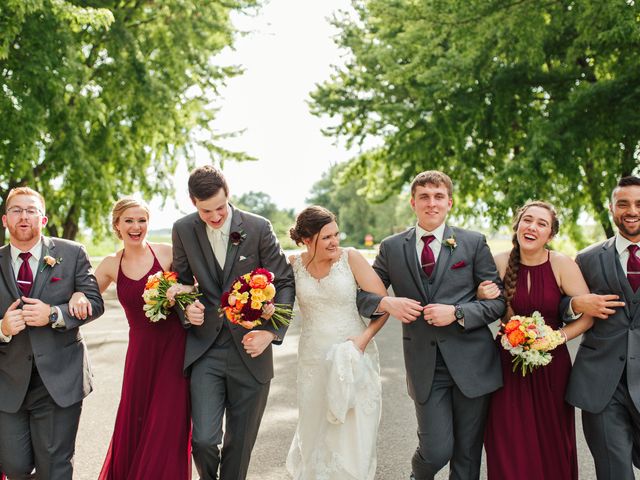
[454,304,465,321]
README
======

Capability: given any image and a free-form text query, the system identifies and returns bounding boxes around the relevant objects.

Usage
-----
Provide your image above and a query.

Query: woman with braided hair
[480,201,593,480]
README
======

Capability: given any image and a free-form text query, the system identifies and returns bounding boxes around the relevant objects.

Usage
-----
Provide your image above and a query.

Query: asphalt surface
[73,287,635,479]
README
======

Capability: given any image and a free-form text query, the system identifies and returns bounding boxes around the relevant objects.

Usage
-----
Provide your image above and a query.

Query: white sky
[151,0,357,229]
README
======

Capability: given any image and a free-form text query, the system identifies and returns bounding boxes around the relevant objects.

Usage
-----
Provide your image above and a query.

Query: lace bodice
[292,248,367,346]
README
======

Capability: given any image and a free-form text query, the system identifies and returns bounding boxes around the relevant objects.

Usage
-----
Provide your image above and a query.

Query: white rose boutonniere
[444,235,457,251]
[41,255,62,272]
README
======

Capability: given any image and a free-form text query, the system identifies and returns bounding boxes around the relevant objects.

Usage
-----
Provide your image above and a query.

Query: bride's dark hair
[290,206,336,245]
[290,206,337,265]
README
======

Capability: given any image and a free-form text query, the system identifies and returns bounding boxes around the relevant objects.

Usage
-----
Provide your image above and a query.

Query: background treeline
[2,0,638,250]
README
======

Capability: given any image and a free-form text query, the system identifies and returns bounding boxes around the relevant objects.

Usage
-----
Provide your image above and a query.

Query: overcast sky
[151,0,358,229]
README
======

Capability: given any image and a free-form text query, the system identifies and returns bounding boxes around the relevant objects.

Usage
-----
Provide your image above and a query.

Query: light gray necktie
[212,229,226,269]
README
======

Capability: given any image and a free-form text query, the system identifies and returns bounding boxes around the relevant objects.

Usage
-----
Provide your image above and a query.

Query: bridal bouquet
[220,268,292,330]
[142,270,200,322]
[499,311,565,376]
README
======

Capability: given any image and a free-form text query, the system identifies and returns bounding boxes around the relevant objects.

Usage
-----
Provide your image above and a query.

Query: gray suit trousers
[0,371,82,480]
[583,376,640,480]
[411,351,490,480]
[190,341,270,480]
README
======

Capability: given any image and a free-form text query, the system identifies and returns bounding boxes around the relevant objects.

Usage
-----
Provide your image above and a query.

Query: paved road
[74,288,631,479]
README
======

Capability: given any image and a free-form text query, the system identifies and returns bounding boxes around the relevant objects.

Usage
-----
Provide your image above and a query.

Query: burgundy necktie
[17,252,33,297]
[421,235,436,277]
[628,245,640,293]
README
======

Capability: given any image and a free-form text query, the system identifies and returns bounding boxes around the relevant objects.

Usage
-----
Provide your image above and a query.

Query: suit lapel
[30,237,55,299]
[0,244,20,299]
[599,238,632,319]
[194,218,223,286]
[429,225,455,299]
[222,207,244,286]
[403,228,428,303]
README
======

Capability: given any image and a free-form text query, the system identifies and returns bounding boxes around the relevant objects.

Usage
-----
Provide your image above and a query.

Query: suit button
[27,355,32,361]
[430,341,436,346]
[216,326,221,332]
[620,356,626,361]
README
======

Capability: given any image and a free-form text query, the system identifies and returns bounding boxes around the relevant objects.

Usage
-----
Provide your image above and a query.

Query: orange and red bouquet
[220,268,292,330]
[142,270,200,322]
[499,311,565,376]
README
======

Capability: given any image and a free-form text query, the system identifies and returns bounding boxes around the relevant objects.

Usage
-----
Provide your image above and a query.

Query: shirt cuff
[0,319,12,343]
[50,306,66,330]
[567,298,584,320]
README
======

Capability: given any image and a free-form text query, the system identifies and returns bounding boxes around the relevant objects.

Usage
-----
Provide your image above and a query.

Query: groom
[172,165,295,480]
[360,170,505,479]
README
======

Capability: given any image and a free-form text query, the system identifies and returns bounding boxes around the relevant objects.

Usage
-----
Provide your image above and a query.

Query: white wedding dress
[286,248,382,480]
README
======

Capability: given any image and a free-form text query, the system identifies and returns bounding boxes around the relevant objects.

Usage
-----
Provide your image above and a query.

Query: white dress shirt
[206,205,233,269]
[615,234,640,275]
[415,222,446,264]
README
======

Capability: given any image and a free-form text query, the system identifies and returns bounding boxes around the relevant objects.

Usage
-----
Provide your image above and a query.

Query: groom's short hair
[410,170,453,198]
[188,165,229,201]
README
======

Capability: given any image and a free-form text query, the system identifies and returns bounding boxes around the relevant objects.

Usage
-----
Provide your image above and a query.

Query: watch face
[455,306,464,319]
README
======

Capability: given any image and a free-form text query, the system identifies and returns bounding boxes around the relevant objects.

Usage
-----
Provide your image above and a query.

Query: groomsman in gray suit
[566,175,640,480]
[172,165,295,480]
[0,187,104,479]
[359,171,505,480]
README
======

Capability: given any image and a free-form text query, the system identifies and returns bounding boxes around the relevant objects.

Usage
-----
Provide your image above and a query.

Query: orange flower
[145,276,160,290]
[249,274,269,289]
[163,271,178,282]
[504,320,521,334]
[507,329,526,347]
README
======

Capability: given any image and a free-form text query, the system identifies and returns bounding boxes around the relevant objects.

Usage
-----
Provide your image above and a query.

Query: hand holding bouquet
[220,268,292,330]
[142,271,200,322]
[499,311,565,376]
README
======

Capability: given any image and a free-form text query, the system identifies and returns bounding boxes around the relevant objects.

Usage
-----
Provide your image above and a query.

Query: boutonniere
[444,235,457,251]
[41,255,62,272]
[229,230,247,246]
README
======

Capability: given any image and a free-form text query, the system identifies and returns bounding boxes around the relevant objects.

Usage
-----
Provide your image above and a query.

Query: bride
[286,206,390,480]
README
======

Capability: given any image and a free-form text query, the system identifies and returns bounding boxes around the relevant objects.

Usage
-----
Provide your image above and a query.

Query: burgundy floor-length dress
[485,256,578,480]
[99,249,191,480]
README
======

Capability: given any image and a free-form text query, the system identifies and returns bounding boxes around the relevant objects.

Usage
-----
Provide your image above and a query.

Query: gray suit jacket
[0,236,104,412]
[566,237,640,413]
[365,225,505,403]
[172,206,295,384]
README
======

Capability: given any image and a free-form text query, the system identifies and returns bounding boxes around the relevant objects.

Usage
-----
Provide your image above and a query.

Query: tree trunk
[584,165,614,238]
[61,204,79,240]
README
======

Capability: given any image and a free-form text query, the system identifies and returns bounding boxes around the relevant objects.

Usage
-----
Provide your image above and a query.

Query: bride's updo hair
[289,206,336,245]
[111,197,150,239]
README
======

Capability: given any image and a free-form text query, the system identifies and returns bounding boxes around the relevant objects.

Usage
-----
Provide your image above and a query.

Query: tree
[232,191,297,249]
[311,0,640,245]
[307,162,414,246]
[1,0,257,242]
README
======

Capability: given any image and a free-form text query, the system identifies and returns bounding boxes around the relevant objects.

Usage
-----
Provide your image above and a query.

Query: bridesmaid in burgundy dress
[71,198,191,479]
[480,201,593,480]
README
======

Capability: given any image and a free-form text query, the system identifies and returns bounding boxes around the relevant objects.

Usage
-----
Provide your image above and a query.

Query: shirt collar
[10,238,42,263]
[415,222,446,244]
[206,204,233,237]
[616,233,639,256]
